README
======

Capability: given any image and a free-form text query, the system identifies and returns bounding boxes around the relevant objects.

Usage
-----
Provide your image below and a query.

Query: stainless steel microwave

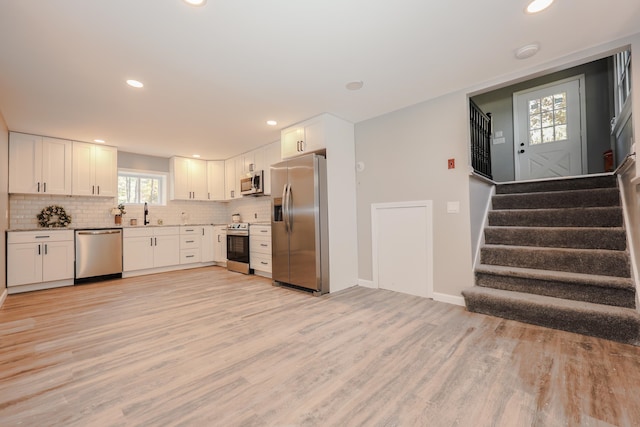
[240,170,264,195]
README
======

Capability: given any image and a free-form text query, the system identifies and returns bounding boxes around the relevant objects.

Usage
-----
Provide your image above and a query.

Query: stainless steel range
[227,222,252,274]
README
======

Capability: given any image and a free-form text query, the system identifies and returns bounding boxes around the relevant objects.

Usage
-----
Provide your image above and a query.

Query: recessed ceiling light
[515,43,540,59]
[346,81,364,91]
[192,154,201,158]
[266,120,278,126]
[94,139,105,144]
[126,79,144,88]
[526,0,554,14]
[183,0,207,6]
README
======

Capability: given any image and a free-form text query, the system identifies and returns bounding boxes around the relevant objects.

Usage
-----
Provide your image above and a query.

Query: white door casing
[513,76,587,180]
[371,201,433,298]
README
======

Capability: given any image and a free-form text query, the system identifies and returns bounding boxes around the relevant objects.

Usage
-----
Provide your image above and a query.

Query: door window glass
[528,92,567,145]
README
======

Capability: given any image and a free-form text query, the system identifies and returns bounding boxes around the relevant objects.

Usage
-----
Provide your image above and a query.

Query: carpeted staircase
[462,175,640,345]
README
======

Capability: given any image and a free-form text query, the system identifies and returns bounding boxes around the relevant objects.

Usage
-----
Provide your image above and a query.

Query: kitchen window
[118,169,167,205]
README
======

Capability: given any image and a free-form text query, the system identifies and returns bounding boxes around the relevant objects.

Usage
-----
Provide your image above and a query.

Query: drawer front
[124,227,154,238]
[180,249,201,264]
[250,236,271,254]
[250,225,271,237]
[250,253,272,272]
[155,226,180,236]
[8,230,74,243]
[180,226,201,235]
[181,236,200,249]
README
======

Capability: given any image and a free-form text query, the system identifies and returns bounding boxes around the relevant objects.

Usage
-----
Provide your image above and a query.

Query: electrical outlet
[448,158,455,169]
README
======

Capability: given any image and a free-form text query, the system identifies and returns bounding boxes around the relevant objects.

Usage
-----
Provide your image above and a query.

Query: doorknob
[519,149,525,154]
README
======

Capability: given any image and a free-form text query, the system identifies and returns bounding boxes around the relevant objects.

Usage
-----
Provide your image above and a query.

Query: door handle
[282,184,289,232]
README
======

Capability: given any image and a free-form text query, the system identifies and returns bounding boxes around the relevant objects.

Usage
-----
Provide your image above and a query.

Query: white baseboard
[357,278,376,288]
[0,288,7,307]
[433,292,466,307]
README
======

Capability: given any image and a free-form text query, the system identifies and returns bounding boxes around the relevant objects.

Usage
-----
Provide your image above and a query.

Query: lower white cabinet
[7,230,74,291]
[213,225,227,264]
[123,227,180,271]
[201,225,215,263]
[250,224,272,274]
[180,225,202,264]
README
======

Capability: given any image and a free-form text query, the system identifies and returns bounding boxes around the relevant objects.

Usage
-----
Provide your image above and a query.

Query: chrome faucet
[144,202,150,225]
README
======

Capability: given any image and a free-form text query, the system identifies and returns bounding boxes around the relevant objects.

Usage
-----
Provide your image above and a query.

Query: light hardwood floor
[1,266,639,426]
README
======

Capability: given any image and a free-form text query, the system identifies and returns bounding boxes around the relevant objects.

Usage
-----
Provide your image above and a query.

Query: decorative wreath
[37,205,72,228]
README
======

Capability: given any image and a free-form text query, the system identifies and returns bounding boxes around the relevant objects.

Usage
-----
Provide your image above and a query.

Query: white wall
[469,175,494,266]
[0,110,8,300]
[355,92,474,299]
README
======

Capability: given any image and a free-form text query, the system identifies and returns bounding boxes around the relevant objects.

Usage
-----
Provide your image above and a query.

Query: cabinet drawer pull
[35,235,50,239]
[186,255,195,258]
[260,243,268,247]
[186,240,194,243]
[260,230,268,233]
[261,261,268,265]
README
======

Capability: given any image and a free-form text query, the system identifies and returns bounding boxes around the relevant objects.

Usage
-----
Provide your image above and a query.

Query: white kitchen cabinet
[123,227,180,271]
[207,161,225,201]
[213,225,227,264]
[281,115,326,159]
[9,132,72,195]
[180,226,201,264]
[201,225,215,263]
[72,141,117,197]
[7,230,75,292]
[170,157,208,201]
[225,155,243,200]
[250,224,272,275]
[262,140,281,195]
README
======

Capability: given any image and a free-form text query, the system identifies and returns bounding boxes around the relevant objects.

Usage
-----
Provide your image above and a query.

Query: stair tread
[490,206,621,213]
[485,225,625,232]
[482,243,627,255]
[494,187,619,197]
[463,286,640,320]
[495,175,618,194]
[475,264,635,290]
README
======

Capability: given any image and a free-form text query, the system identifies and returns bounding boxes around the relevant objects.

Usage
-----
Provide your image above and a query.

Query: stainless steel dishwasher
[75,229,123,283]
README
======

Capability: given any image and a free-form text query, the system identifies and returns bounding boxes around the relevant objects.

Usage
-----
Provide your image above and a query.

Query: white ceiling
[0,0,639,160]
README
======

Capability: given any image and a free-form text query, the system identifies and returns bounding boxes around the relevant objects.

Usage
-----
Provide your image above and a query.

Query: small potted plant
[111,204,126,225]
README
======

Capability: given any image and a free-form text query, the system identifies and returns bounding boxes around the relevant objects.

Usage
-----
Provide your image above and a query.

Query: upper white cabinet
[170,157,208,201]
[9,132,72,195]
[72,141,117,197]
[281,115,327,159]
[207,160,225,201]
[224,155,242,200]
[262,140,281,195]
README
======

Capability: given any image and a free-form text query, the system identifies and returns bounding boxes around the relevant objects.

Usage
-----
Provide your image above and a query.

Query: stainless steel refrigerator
[271,153,329,294]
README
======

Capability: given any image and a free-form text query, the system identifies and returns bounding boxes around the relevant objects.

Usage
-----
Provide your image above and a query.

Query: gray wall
[472,58,612,182]
[118,151,169,172]
[355,91,475,299]
[0,110,8,293]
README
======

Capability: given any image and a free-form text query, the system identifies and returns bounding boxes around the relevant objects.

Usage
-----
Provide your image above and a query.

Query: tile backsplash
[9,194,272,229]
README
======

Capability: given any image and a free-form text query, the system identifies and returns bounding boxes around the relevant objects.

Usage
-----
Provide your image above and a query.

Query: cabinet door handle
[43,182,46,192]
[218,235,221,242]
[202,228,205,236]
[155,237,157,246]
[37,182,40,192]
[208,192,211,200]
[44,244,48,255]
[37,244,41,255]
[97,185,100,195]
[92,185,95,195]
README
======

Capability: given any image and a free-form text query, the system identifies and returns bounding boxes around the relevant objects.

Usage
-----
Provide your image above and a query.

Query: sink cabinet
[123,227,180,271]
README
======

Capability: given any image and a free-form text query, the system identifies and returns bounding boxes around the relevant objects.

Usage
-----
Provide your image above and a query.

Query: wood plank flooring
[1,266,639,426]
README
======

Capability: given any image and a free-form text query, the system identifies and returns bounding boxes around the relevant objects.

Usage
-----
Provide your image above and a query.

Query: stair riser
[488,208,623,227]
[496,176,617,195]
[475,273,636,308]
[481,247,630,278]
[463,293,640,345]
[484,228,627,250]
[492,189,619,210]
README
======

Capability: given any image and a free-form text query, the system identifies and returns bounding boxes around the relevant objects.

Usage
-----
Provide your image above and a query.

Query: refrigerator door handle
[282,183,289,232]
[287,184,293,232]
